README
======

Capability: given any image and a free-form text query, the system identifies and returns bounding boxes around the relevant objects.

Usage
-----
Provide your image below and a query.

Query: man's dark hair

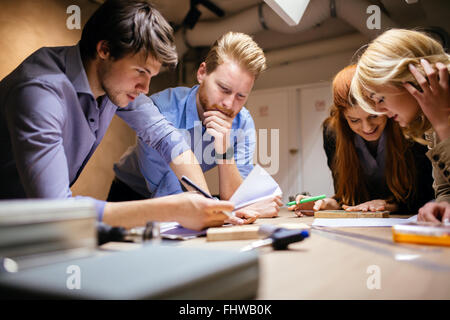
[79,0,177,67]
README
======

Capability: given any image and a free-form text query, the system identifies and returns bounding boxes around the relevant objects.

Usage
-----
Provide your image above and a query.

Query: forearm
[434,124,450,142]
[217,159,243,200]
[102,197,176,229]
[427,137,450,203]
[170,149,210,193]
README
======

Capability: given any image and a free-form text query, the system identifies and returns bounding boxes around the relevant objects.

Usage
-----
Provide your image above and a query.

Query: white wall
[255,49,356,90]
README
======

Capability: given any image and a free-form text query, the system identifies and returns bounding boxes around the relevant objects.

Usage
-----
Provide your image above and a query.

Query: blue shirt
[0,44,190,220]
[114,85,256,198]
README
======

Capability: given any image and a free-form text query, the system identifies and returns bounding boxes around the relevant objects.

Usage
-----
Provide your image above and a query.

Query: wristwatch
[215,146,234,160]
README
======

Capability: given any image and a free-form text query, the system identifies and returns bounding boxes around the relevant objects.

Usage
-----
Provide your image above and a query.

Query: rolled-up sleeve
[116,94,190,164]
[427,137,450,203]
[5,83,105,221]
[233,114,256,179]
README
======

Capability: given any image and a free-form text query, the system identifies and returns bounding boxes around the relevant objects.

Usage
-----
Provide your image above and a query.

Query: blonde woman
[289,65,434,217]
[351,29,450,223]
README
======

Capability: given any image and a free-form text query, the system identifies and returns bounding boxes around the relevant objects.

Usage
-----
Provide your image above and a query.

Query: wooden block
[314,210,389,218]
[206,223,310,242]
[207,225,259,241]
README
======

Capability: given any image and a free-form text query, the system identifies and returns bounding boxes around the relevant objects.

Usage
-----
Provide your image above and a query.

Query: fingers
[409,63,430,94]
[226,215,245,225]
[313,198,336,211]
[418,202,442,224]
[234,210,257,224]
[343,200,386,212]
[403,82,420,100]
[204,111,233,124]
[298,210,315,216]
[205,199,235,213]
[313,199,324,211]
[344,205,368,212]
[204,114,232,128]
[274,196,284,207]
[295,194,309,203]
[418,209,441,224]
[205,121,227,135]
[348,206,365,212]
[421,59,439,91]
[368,204,385,211]
[442,205,450,224]
[436,62,449,90]
[294,210,304,217]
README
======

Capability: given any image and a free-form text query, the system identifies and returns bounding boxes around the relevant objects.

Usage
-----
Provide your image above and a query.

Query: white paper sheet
[312,215,417,228]
[229,164,282,211]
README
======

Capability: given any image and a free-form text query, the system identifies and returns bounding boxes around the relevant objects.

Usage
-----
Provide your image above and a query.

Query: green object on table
[286,194,326,206]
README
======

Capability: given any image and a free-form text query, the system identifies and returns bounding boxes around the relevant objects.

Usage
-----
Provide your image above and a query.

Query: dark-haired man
[0,0,241,230]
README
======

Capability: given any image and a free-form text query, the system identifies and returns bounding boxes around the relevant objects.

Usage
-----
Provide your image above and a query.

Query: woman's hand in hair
[342,199,397,212]
[418,201,450,224]
[288,195,339,217]
[403,59,450,141]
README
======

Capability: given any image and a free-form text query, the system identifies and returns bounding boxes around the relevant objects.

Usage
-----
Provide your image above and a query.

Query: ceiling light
[263,0,311,26]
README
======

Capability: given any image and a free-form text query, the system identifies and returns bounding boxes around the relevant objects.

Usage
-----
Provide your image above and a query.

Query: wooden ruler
[314,210,389,218]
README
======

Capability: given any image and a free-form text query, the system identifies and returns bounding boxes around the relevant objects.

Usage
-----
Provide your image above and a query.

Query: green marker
[286,194,326,206]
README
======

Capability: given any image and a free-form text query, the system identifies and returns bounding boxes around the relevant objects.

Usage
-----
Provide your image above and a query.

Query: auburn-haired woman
[289,64,434,216]
[350,29,450,223]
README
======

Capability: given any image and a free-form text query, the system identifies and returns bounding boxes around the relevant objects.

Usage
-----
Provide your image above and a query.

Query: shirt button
[432,154,440,161]
[89,118,95,123]
[438,162,445,169]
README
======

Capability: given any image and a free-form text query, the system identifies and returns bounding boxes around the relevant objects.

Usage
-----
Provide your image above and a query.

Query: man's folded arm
[116,94,210,192]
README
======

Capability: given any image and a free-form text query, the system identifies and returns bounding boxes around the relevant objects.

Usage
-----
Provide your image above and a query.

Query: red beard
[205,104,234,117]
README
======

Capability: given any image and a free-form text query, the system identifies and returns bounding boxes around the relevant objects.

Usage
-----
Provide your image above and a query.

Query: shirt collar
[65,43,94,97]
[185,85,201,130]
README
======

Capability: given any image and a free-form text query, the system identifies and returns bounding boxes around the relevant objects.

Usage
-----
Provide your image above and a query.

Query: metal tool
[97,221,160,245]
[0,257,19,273]
[241,226,309,251]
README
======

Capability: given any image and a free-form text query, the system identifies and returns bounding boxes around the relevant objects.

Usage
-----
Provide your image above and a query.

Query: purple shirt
[0,44,190,220]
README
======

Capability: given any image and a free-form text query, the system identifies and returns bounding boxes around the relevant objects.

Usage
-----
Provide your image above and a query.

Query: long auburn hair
[324,65,417,206]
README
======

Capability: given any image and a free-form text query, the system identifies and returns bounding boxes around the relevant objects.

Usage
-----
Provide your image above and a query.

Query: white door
[298,84,334,197]
[246,83,334,202]
[246,88,298,202]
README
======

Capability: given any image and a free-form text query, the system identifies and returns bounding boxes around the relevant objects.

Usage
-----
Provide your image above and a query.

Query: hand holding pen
[181,176,256,225]
[287,194,339,217]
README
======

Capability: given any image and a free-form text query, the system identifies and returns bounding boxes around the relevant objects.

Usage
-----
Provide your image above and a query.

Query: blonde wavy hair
[204,31,266,79]
[350,29,450,145]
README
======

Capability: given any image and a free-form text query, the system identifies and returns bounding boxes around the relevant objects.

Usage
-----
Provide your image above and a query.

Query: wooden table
[103,208,450,299]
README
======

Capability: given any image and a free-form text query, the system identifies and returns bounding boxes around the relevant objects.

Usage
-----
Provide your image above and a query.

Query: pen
[286,194,326,206]
[181,175,214,199]
[181,176,233,218]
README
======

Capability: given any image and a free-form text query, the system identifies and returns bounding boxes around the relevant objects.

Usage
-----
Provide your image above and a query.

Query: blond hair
[350,29,450,144]
[204,32,266,79]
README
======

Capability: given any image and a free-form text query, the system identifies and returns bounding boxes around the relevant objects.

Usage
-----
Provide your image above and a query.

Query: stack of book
[0,199,97,270]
